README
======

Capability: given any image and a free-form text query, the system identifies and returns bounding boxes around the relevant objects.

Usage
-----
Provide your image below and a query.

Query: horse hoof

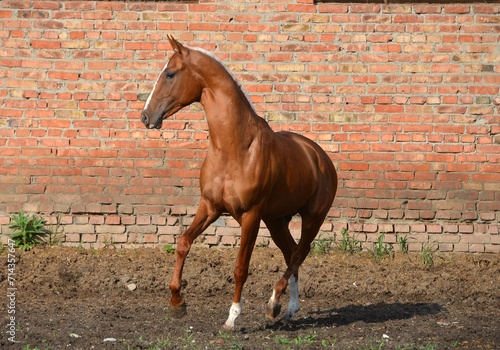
[169,302,187,319]
[221,323,235,332]
[266,303,281,320]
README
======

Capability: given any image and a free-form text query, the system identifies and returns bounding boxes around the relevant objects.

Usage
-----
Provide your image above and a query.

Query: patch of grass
[256,239,271,248]
[368,234,394,262]
[398,235,409,254]
[22,343,52,350]
[9,211,46,251]
[216,331,243,349]
[216,330,235,340]
[421,242,438,269]
[396,343,437,350]
[338,228,362,254]
[321,338,337,348]
[273,332,330,349]
[43,214,64,246]
[103,238,117,250]
[293,333,317,345]
[163,244,176,254]
[183,326,197,349]
[363,340,386,350]
[274,334,291,345]
[311,232,335,254]
[121,337,172,350]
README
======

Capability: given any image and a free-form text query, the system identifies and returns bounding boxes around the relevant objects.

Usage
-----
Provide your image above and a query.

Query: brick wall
[0,0,499,253]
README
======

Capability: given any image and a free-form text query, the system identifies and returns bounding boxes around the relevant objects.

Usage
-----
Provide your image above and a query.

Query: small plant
[338,228,362,254]
[103,238,117,250]
[396,344,438,350]
[364,340,385,350]
[184,327,196,347]
[216,330,235,341]
[9,212,46,251]
[398,235,409,254]
[311,233,335,254]
[421,242,438,269]
[321,338,337,348]
[43,214,64,246]
[163,244,176,254]
[368,234,394,262]
[216,331,242,350]
[256,239,270,248]
[23,346,41,350]
[274,334,291,345]
[294,333,317,345]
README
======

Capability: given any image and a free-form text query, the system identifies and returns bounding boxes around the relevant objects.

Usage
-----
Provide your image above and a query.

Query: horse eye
[166,72,175,79]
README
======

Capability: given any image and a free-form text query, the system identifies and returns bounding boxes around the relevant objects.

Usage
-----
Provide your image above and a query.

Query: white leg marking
[223,302,241,330]
[284,275,300,321]
[268,289,276,308]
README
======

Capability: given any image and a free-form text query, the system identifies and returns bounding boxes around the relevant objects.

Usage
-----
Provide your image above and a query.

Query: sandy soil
[1,246,498,349]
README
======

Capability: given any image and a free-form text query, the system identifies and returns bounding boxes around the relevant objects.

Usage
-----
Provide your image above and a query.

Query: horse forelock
[189,47,256,113]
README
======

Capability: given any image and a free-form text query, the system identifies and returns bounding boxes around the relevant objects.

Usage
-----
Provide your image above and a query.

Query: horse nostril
[141,113,148,126]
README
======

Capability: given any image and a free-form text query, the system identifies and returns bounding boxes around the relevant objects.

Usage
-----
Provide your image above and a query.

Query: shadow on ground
[265,302,444,331]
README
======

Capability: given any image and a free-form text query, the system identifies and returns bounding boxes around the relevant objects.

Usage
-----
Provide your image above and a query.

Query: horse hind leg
[282,274,300,321]
[268,210,329,321]
[264,217,300,321]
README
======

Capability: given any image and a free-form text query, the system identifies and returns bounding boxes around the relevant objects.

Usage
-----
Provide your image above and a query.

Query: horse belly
[263,177,315,220]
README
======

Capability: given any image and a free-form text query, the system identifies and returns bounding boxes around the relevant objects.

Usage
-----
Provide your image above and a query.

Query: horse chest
[201,159,267,215]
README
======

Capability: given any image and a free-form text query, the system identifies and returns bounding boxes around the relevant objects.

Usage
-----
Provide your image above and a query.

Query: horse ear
[167,35,189,57]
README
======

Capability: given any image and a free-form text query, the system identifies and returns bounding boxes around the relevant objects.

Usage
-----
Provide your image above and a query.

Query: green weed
[311,232,335,254]
[43,214,64,246]
[395,343,437,350]
[294,333,317,345]
[398,235,409,254]
[421,242,438,269]
[103,238,117,250]
[338,228,362,254]
[216,331,242,349]
[368,234,394,262]
[9,211,46,251]
[122,337,172,350]
[256,239,271,248]
[363,340,385,350]
[321,338,337,348]
[274,334,291,345]
[163,244,176,254]
[273,332,325,348]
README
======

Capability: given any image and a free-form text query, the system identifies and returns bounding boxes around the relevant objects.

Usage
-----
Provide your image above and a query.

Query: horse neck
[200,74,264,155]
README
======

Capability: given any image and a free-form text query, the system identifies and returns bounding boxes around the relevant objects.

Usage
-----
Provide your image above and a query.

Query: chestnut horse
[141,36,337,330]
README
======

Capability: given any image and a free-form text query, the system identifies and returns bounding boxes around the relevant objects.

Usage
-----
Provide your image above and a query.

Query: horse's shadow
[264,302,444,331]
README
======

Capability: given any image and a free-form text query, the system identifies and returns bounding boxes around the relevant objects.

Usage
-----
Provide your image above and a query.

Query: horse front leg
[223,211,261,330]
[169,199,220,318]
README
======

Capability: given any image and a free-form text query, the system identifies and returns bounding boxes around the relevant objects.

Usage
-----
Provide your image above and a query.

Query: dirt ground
[1,246,499,349]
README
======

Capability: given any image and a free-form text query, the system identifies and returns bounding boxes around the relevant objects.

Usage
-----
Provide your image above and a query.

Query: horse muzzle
[141,112,163,129]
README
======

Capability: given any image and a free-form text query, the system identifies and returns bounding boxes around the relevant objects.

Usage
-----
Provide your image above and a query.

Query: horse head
[141,36,203,129]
